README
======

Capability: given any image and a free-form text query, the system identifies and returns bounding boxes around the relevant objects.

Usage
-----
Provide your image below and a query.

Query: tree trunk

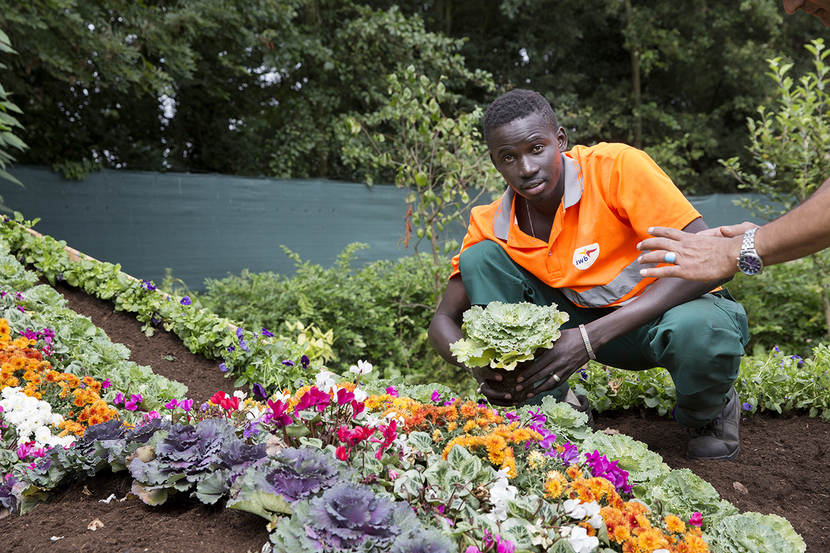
[624,0,642,148]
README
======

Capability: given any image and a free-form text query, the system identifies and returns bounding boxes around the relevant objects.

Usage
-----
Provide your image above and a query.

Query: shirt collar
[493,153,583,240]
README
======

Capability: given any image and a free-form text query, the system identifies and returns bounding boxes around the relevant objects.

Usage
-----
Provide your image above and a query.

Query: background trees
[0,0,826,193]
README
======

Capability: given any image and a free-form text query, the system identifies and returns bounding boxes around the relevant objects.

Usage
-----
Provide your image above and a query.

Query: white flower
[563,498,600,520]
[314,369,337,394]
[233,390,247,400]
[352,388,368,403]
[273,390,291,403]
[566,526,599,553]
[487,468,518,522]
[348,360,373,376]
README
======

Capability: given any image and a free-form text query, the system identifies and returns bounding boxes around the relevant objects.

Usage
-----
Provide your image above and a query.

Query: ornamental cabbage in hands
[449,301,569,370]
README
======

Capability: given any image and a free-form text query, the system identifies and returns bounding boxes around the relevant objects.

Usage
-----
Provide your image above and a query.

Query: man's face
[487,112,569,212]
[783,0,830,25]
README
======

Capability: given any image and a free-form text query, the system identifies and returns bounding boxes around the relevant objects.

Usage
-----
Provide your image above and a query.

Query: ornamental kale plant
[269,481,425,553]
[228,447,348,521]
[450,301,569,370]
[129,418,266,506]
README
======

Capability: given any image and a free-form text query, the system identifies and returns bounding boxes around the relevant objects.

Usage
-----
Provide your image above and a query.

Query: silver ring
[553,374,561,383]
[664,251,677,264]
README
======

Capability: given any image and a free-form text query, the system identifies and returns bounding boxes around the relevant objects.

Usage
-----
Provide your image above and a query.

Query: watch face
[738,253,763,275]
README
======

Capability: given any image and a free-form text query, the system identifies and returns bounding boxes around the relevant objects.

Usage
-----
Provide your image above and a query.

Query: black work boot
[686,387,740,460]
[565,389,593,424]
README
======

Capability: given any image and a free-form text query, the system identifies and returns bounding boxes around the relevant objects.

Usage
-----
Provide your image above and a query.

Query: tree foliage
[342,67,500,270]
[1,0,826,190]
[0,28,27,187]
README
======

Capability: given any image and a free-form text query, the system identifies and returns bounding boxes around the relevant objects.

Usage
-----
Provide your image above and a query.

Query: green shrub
[197,244,476,394]
[724,253,829,356]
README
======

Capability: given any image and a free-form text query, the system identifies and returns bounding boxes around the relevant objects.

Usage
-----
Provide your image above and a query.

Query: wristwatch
[737,227,764,275]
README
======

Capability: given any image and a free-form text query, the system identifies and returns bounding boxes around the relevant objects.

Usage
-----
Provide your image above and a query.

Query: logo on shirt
[573,243,600,270]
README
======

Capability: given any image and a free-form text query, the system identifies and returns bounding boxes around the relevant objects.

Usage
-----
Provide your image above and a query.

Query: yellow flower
[431,429,443,442]
[665,514,686,534]
[527,450,545,469]
[544,471,568,499]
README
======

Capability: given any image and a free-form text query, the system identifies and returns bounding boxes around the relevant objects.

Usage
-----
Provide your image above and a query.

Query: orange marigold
[665,514,686,534]
[543,471,568,499]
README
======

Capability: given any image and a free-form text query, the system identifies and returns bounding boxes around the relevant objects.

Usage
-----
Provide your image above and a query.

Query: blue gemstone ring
[664,252,677,264]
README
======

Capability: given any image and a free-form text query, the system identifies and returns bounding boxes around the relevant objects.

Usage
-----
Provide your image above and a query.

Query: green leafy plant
[449,301,569,370]
[722,38,830,336]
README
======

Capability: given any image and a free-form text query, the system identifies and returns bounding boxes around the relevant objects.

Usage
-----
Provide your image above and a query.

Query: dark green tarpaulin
[3,166,767,289]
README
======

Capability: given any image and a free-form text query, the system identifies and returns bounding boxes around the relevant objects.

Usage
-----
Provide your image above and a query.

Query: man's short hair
[483,89,559,142]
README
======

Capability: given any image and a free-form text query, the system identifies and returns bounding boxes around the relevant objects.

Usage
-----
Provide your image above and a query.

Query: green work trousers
[458,240,750,428]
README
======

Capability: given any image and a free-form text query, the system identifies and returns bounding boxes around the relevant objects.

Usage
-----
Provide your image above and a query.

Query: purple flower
[261,327,274,337]
[239,340,249,352]
[464,548,483,553]
[385,386,399,397]
[101,379,111,390]
[236,328,244,340]
[219,362,229,373]
[430,390,442,402]
[282,359,295,367]
[165,399,179,409]
[300,355,310,368]
[742,402,753,411]
[559,442,580,465]
[180,399,194,412]
[227,345,235,353]
[180,296,191,306]
[252,383,268,401]
[113,392,125,406]
[142,280,156,291]
[584,449,631,493]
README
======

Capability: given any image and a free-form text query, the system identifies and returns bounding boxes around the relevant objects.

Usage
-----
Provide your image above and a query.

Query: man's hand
[478,328,589,404]
[471,365,522,406]
[636,222,758,281]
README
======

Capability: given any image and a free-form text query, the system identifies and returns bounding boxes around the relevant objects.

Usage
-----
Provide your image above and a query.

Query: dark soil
[592,408,830,552]
[1,281,827,552]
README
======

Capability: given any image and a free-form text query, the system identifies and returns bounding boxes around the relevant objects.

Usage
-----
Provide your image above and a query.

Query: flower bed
[0,218,815,552]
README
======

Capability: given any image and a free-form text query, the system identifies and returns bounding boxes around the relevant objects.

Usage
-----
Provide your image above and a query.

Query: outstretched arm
[637,177,830,280]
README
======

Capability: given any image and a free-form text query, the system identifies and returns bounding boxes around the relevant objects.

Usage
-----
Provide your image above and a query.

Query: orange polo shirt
[450,142,701,308]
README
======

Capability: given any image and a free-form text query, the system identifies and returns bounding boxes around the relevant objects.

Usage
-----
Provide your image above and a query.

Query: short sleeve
[610,148,701,238]
[449,205,490,278]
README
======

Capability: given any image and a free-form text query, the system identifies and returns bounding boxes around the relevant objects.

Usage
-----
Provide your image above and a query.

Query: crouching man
[428,89,749,460]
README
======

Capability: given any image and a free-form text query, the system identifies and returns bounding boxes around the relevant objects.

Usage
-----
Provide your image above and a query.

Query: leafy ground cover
[0,267,826,552]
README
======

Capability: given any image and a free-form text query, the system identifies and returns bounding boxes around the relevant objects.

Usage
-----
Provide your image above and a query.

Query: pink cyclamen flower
[388,470,399,481]
[464,548,483,553]
[180,398,194,412]
[335,446,350,461]
[385,386,399,397]
[294,386,330,414]
[430,390,442,402]
[336,388,355,405]
[101,379,112,390]
[124,394,143,411]
[113,392,125,406]
[266,399,293,427]
[689,512,703,527]
[164,399,179,409]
